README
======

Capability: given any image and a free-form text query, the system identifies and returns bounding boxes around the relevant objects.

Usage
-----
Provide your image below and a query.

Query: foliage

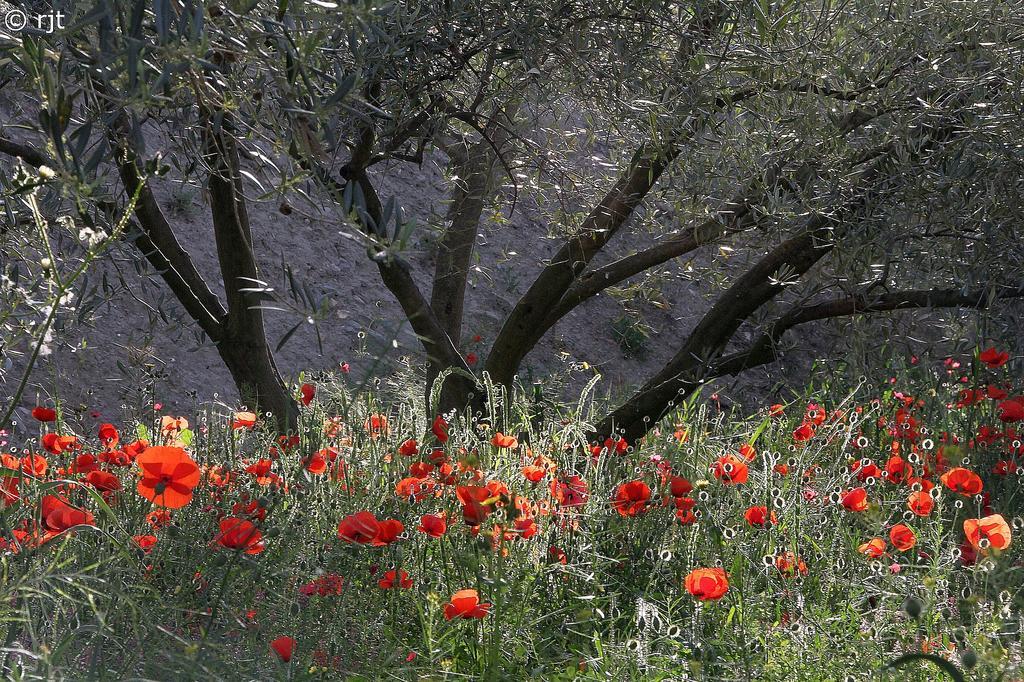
[2,347,1024,679]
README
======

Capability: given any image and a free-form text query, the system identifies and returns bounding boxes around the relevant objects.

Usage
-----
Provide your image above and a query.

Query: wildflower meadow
[4,355,1024,679]
[2,0,1024,679]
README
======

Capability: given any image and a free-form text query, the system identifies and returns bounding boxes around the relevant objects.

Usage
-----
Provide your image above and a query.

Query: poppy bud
[902,596,923,620]
[961,650,977,670]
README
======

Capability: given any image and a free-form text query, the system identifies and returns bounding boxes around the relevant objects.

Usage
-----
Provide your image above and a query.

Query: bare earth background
[3,97,999,433]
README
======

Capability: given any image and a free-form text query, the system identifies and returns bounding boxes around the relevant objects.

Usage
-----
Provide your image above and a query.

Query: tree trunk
[217,334,298,432]
[205,112,299,433]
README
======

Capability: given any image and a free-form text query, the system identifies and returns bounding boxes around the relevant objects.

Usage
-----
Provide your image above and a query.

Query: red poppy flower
[337,511,403,545]
[1,475,20,508]
[885,455,910,484]
[300,383,316,406]
[712,455,749,485]
[245,459,278,486]
[774,551,808,578]
[373,519,404,546]
[133,534,158,553]
[612,480,651,517]
[226,494,262,518]
[98,423,120,450]
[939,467,983,496]
[456,485,495,525]
[851,459,881,482]
[907,490,934,516]
[147,509,172,529]
[964,514,1011,551]
[858,537,886,558]
[978,346,1009,368]
[432,415,449,444]
[136,446,201,509]
[738,443,757,462]
[378,569,413,590]
[490,432,518,449]
[41,432,78,455]
[337,511,382,544]
[443,589,491,619]
[522,465,546,483]
[997,397,1024,423]
[418,513,447,538]
[398,439,419,457]
[550,476,589,507]
[302,451,328,475]
[31,406,57,422]
[270,635,296,662]
[215,516,265,554]
[364,414,389,436]
[769,404,785,417]
[85,469,122,494]
[889,524,916,551]
[20,454,47,477]
[590,436,629,458]
[841,488,869,512]
[792,423,814,442]
[684,567,729,601]
[40,495,94,533]
[668,475,693,497]
[743,505,777,527]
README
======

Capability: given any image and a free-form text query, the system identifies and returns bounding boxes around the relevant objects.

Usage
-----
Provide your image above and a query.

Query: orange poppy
[232,412,258,430]
[684,567,729,601]
[774,552,808,578]
[964,514,1011,551]
[378,569,413,590]
[136,446,201,509]
[443,589,491,619]
[940,467,983,496]
[907,491,934,517]
[98,423,120,450]
[490,432,518,449]
[20,454,47,477]
[841,488,868,512]
[712,455,749,485]
[302,451,328,475]
[858,537,886,558]
[41,432,77,455]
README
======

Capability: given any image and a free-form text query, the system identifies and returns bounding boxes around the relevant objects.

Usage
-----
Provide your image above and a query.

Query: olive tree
[3,0,1023,442]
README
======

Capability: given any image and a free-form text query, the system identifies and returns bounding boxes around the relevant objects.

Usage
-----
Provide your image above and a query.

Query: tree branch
[712,285,1024,377]
[0,135,53,168]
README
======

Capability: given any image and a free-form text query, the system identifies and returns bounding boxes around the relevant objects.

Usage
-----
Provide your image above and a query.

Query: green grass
[1,354,1022,680]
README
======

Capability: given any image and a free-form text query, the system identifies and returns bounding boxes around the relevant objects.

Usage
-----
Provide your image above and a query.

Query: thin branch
[712,285,1024,377]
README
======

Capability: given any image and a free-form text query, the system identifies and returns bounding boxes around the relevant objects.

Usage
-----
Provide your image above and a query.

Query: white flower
[38,165,56,179]
[78,226,108,249]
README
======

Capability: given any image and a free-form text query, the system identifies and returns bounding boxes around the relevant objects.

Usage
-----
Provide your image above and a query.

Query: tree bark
[203,115,298,433]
